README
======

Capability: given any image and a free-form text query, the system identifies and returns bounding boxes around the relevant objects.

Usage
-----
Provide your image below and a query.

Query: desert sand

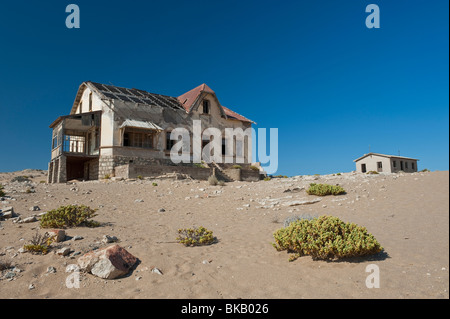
[0,169,448,299]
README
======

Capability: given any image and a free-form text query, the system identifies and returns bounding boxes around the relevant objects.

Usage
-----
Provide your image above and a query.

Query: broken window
[166,131,176,150]
[123,129,153,149]
[63,135,85,153]
[202,100,210,114]
[89,93,93,112]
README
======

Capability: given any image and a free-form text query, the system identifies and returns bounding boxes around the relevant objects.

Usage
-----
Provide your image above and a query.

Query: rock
[282,198,322,207]
[28,284,35,290]
[78,244,137,280]
[1,207,16,219]
[134,199,144,203]
[21,216,37,223]
[158,208,166,213]
[72,235,84,241]
[29,206,40,211]
[46,229,66,243]
[57,247,71,256]
[47,266,56,274]
[4,271,16,279]
[102,235,119,244]
[151,267,163,275]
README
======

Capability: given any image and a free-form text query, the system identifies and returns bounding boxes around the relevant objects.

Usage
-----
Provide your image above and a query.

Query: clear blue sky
[0,0,448,176]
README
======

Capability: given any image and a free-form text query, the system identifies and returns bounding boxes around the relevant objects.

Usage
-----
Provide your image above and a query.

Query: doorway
[361,163,367,173]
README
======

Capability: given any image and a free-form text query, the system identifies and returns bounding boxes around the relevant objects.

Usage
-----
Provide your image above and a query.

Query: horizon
[0,0,448,176]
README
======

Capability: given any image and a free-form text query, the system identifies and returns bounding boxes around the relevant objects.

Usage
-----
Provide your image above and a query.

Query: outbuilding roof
[353,152,419,162]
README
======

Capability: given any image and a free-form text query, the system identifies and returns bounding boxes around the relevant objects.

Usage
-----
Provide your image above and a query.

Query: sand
[0,169,448,299]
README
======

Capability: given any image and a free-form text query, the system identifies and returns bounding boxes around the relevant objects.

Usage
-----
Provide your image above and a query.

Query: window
[405,162,408,169]
[89,93,93,112]
[377,162,382,169]
[79,101,83,113]
[166,131,176,150]
[393,160,397,168]
[412,162,415,170]
[222,138,226,156]
[202,100,210,114]
[123,130,153,149]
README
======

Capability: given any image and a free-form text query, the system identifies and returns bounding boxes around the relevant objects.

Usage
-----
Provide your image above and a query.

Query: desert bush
[40,205,99,228]
[0,184,5,197]
[231,165,242,169]
[11,176,31,183]
[137,175,143,180]
[367,171,379,175]
[306,183,346,196]
[23,231,53,255]
[176,226,215,246]
[0,259,12,271]
[249,165,259,171]
[193,163,206,168]
[103,174,111,179]
[152,182,158,186]
[283,213,317,227]
[273,215,383,261]
[208,175,219,186]
[420,168,430,172]
[264,177,271,181]
[336,173,341,176]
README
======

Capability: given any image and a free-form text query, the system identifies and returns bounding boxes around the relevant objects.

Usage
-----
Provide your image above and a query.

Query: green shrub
[152,182,158,186]
[104,174,111,179]
[137,175,143,180]
[0,184,5,197]
[249,165,259,171]
[367,171,379,175]
[306,183,346,196]
[176,226,215,246]
[208,175,219,186]
[193,163,206,168]
[40,205,99,229]
[264,177,271,181]
[23,231,53,255]
[231,165,242,169]
[420,168,430,172]
[336,173,341,176]
[273,215,383,261]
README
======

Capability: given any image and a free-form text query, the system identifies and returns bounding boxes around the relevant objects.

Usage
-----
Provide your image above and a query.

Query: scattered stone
[1,207,16,219]
[158,208,166,213]
[282,198,322,207]
[28,284,35,290]
[134,199,144,203]
[57,247,71,257]
[46,229,66,243]
[4,272,16,279]
[72,235,84,241]
[47,266,57,274]
[78,244,138,280]
[102,235,119,244]
[21,216,37,223]
[29,206,40,211]
[151,267,163,275]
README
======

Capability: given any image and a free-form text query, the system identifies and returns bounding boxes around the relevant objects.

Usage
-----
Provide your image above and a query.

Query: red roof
[177,84,253,123]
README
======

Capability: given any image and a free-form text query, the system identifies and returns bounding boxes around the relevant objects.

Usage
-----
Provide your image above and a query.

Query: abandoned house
[354,152,419,173]
[48,81,260,183]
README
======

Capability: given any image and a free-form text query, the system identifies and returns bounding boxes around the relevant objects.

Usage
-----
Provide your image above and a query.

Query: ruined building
[48,82,259,183]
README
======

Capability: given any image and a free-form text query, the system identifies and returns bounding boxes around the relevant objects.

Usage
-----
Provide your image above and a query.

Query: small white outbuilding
[354,152,419,173]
